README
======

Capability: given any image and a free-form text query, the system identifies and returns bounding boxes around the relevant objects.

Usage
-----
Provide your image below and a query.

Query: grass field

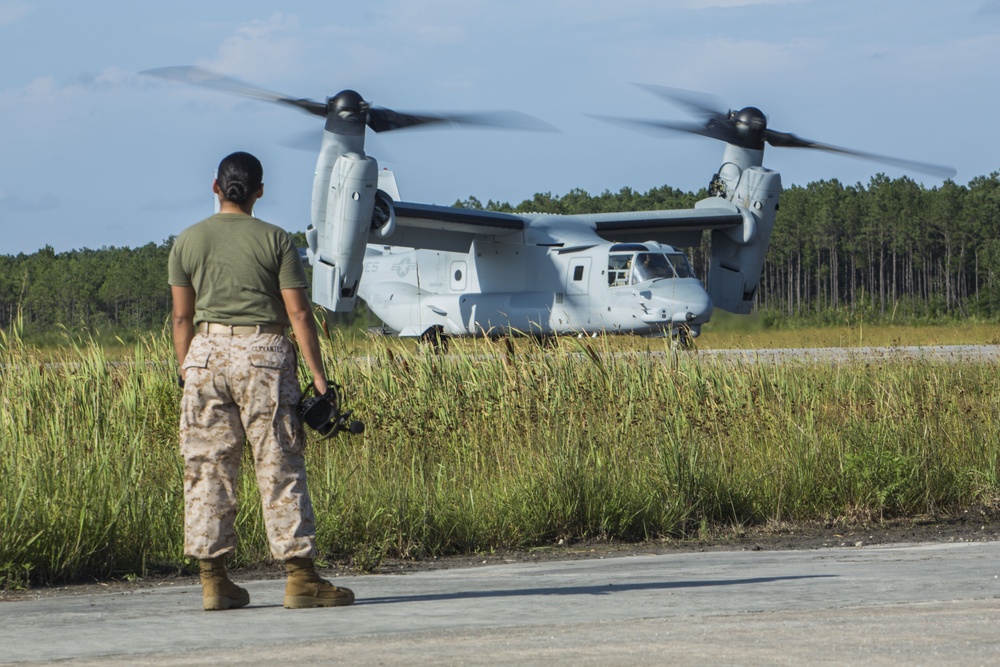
[2,321,999,589]
[697,313,1000,349]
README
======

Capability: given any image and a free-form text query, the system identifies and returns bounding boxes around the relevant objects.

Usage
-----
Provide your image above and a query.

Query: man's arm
[171,285,197,380]
[282,287,328,395]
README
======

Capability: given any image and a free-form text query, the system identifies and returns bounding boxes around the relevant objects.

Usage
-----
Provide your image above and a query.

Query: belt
[197,322,287,335]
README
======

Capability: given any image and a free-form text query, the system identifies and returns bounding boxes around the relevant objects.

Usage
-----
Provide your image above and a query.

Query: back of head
[217,151,263,206]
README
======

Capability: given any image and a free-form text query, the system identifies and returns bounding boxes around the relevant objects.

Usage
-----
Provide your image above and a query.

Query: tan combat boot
[284,557,355,609]
[199,557,250,611]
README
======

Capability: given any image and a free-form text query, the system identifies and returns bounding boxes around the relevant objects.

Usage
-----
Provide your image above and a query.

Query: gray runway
[3,541,1000,665]
[700,344,1000,364]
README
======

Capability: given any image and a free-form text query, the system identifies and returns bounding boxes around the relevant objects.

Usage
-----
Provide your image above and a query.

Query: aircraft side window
[668,254,695,279]
[573,265,584,281]
[608,254,631,287]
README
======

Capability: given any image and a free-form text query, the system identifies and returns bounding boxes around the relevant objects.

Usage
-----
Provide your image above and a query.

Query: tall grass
[0,324,182,587]
[2,325,1000,588]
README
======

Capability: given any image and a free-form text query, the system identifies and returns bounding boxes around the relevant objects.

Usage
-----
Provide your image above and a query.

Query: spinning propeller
[142,66,552,133]
[596,83,956,179]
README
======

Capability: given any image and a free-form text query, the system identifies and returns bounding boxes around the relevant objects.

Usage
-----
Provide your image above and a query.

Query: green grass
[2,322,999,588]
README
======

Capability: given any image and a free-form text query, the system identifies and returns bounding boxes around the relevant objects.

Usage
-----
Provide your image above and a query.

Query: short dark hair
[217,151,263,205]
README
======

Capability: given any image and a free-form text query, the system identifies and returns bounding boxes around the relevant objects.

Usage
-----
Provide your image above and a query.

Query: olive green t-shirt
[167,212,308,326]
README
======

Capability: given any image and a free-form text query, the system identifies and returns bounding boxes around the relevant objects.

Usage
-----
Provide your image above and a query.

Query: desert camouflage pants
[179,331,317,561]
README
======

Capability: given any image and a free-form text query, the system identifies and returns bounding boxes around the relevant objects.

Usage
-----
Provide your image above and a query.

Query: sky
[1,0,999,254]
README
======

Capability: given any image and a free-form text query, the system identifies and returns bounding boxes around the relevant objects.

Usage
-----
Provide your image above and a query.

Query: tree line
[763,174,1000,321]
[2,172,999,339]
[0,232,372,342]
[0,242,173,339]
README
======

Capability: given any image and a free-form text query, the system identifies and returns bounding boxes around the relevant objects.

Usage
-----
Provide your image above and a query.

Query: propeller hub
[328,90,369,123]
[731,106,767,149]
[734,106,766,130]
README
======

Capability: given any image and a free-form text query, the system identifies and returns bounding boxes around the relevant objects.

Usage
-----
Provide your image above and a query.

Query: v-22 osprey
[144,70,954,347]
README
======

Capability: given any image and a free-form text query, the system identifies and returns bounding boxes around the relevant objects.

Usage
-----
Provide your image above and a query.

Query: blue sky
[1,0,998,254]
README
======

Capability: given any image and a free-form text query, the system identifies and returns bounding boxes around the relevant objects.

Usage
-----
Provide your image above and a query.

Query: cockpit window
[631,253,674,284]
[610,251,696,286]
[667,253,695,279]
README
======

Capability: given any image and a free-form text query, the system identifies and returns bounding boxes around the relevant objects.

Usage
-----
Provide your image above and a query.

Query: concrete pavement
[2,541,1000,665]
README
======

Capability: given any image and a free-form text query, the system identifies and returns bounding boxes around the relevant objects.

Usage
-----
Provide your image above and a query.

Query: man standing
[169,151,354,611]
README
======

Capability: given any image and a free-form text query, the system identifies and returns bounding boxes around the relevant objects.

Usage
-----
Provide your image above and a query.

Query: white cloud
[89,66,137,87]
[200,13,307,82]
[0,67,140,111]
[0,1,31,27]
[0,75,83,117]
[21,75,57,99]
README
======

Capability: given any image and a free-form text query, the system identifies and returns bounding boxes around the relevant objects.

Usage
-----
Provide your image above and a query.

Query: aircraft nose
[648,281,713,324]
[679,286,713,324]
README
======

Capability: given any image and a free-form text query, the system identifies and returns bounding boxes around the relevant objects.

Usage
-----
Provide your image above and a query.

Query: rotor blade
[141,66,328,118]
[765,129,957,179]
[631,83,728,120]
[588,114,740,144]
[368,107,557,133]
[367,108,444,133]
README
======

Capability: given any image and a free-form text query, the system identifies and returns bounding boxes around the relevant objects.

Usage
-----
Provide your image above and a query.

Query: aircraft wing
[586,201,745,247]
[380,201,526,252]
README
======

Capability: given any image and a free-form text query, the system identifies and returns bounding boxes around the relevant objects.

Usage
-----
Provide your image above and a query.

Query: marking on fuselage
[390,257,416,278]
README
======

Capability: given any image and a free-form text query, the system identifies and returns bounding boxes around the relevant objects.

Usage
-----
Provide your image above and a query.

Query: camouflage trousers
[179,331,317,561]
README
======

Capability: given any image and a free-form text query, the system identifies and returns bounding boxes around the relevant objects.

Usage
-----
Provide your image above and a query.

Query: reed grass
[2,323,999,588]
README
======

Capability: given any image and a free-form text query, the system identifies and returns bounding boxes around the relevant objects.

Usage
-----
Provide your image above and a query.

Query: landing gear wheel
[534,334,559,350]
[420,327,449,354]
[675,325,696,351]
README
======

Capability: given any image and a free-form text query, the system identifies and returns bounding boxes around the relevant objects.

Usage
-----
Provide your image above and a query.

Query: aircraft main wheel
[420,327,449,354]
[675,326,696,351]
[534,334,559,350]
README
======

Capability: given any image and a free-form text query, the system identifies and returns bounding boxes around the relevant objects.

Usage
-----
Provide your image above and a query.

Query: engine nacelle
[706,167,781,314]
[312,152,378,313]
[371,189,396,240]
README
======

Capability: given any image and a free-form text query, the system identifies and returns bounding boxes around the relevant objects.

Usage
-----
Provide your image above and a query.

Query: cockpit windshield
[609,251,697,287]
[667,253,695,279]
[630,253,674,284]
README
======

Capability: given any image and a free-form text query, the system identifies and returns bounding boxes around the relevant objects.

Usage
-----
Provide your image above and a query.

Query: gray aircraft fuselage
[358,239,713,338]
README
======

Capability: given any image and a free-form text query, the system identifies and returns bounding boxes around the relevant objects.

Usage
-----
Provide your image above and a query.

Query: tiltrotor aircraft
[145,69,955,347]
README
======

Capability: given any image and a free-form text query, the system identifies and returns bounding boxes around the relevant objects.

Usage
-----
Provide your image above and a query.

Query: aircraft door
[562,257,591,326]
[567,258,590,296]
